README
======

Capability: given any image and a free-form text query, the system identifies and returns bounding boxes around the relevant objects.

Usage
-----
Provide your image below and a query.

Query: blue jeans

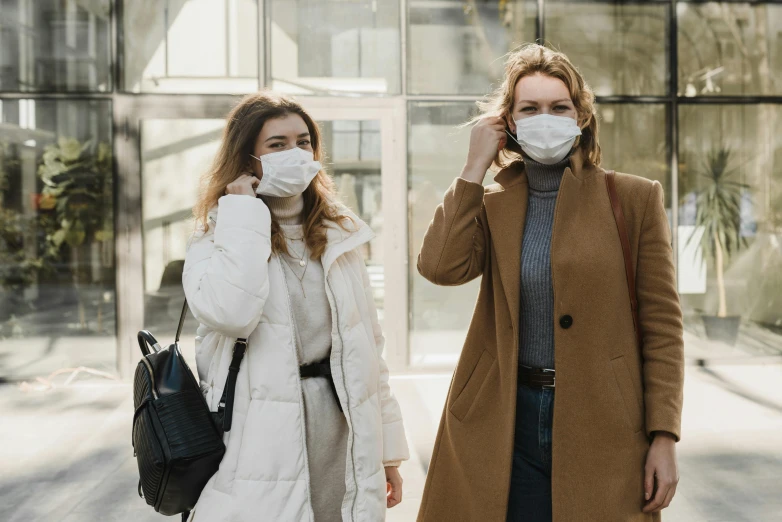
[506,384,554,522]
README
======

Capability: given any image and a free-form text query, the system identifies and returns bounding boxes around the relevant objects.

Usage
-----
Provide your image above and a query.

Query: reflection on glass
[597,103,670,206]
[141,119,224,335]
[408,0,535,95]
[269,0,401,95]
[319,119,384,323]
[678,105,782,355]
[0,99,115,380]
[546,2,667,96]
[0,0,112,92]
[123,0,258,93]
[408,102,481,368]
[678,3,782,96]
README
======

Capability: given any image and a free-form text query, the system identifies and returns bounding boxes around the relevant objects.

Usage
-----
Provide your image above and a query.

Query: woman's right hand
[461,116,508,184]
[225,173,260,197]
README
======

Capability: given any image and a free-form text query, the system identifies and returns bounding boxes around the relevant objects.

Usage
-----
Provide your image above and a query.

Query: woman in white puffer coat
[183,92,409,522]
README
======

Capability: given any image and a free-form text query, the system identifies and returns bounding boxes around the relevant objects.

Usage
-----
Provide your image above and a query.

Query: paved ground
[1,363,781,522]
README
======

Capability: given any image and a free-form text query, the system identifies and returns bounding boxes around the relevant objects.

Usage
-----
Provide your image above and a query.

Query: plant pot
[701,315,741,346]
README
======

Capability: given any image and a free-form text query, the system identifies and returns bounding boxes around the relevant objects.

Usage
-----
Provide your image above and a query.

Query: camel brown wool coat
[416,151,684,522]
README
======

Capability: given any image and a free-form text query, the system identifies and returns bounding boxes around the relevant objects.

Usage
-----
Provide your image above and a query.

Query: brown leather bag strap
[605,170,643,349]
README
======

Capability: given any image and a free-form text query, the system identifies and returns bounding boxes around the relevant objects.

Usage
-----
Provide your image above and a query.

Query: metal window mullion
[670,0,679,274]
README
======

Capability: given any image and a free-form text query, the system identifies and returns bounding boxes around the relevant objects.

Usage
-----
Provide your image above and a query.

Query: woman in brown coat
[416,44,684,522]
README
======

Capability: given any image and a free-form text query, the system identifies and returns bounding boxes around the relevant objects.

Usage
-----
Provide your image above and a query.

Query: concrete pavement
[1,363,781,522]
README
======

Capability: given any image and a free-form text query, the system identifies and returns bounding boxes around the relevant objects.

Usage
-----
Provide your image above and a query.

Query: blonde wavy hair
[475,43,602,169]
[193,92,352,259]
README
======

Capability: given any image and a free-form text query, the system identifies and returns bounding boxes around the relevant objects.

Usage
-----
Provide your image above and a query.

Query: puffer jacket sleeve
[183,194,272,339]
[360,258,410,466]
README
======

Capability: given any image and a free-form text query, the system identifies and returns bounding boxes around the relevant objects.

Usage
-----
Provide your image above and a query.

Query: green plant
[688,147,749,318]
[0,208,46,316]
[37,137,113,329]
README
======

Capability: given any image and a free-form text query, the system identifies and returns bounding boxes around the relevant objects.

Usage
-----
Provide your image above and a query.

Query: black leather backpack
[132,301,246,519]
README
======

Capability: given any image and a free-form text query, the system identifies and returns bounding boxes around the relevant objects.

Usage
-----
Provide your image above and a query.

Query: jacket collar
[320,207,374,275]
[207,203,373,276]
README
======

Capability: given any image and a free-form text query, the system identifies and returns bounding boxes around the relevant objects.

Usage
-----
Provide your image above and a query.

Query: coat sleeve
[183,195,272,340]
[636,181,685,441]
[417,177,487,286]
[360,256,410,466]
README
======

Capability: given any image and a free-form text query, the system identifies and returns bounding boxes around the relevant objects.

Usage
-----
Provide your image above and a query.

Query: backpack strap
[177,299,247,432]
[217,338,247,432]
[605,171,643,349]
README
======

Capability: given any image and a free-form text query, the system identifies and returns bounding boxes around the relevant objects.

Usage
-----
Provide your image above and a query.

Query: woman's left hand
[385,466,403,508]
[643,432,679,513]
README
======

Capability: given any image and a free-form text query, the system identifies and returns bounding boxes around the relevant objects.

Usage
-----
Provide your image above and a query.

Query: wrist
[460,162,488,184]
[652,431,677,444]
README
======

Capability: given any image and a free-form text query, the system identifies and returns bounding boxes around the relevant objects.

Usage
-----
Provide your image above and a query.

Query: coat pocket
[610,355,644,434]
[450,350,494,421]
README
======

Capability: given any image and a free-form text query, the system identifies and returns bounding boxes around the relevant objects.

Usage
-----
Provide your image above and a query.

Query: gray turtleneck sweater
[519,156,569,370]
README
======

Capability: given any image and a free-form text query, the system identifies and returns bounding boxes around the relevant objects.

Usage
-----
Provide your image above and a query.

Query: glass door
[115,96,407,376]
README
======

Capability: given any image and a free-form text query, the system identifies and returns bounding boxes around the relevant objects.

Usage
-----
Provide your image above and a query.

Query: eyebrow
[264,132,310,143]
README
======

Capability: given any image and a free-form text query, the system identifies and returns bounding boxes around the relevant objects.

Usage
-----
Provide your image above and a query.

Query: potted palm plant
[688,147,749,345]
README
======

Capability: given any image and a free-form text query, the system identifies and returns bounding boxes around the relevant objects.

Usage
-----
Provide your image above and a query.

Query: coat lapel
[484,163,528,336]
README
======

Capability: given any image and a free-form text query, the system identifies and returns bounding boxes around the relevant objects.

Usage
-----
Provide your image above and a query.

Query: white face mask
[506,114,582,165]
[251,147,322,197]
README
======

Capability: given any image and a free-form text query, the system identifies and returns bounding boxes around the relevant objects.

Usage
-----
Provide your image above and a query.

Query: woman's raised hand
[225,173,260,197]
[461,115,508,184]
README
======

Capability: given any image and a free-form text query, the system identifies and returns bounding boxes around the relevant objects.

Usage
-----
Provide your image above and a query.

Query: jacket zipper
[326,275,359,520]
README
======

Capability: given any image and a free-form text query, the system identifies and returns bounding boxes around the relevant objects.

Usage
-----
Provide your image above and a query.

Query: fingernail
[645,493,650,500]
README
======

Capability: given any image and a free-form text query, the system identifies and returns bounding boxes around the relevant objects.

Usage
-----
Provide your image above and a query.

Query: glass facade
[1,0,781,379]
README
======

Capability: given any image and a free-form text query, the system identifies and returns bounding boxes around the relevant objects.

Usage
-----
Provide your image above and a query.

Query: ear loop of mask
[505,129,522,147]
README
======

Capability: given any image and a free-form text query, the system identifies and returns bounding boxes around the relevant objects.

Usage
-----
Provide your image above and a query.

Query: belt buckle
[542,376,555,389]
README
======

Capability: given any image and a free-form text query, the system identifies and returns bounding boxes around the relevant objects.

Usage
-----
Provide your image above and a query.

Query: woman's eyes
[269,140,310,149]
[519,105,572,113]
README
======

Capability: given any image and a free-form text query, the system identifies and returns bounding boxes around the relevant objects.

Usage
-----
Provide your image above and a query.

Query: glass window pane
[0,99,115,380]
[408,0,536,95]
[546,2,668,96]
[269,0,401,95]
[678,104,782,355]
[141,119,224,336]
[123,0,259,93]
[409,101,482,368]
[678,3,782,97]
[597,103,670,207]
[320,119,384,323]
[0,0,112,92]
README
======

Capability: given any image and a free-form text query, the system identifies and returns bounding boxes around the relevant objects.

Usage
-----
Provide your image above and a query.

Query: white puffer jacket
[182,195,410,522]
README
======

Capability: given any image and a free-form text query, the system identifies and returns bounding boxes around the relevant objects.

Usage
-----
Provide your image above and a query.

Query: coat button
[559,315,573,329]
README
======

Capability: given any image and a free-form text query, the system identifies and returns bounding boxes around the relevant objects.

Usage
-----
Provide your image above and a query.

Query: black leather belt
[300,358,343,412]
[518,364,555,389]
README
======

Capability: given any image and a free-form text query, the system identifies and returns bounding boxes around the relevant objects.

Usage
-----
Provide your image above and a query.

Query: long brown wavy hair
[193,92,352,259]
[474,43,602,169]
